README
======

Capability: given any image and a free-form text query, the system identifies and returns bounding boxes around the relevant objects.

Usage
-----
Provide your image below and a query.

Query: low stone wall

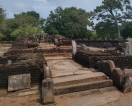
[0,53,47,89]
[0,63,41,88]
[76,40,127,48]
[4,48,72,56]
[75,50,132,69]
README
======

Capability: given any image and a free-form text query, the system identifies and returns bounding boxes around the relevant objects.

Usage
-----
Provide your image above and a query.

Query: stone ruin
[72,38,132,93]
[1,37,132,105]
[98,60,132,93]
[0,53,46,89]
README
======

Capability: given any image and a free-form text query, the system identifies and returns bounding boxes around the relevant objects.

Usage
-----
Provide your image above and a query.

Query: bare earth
[1,87,132,106]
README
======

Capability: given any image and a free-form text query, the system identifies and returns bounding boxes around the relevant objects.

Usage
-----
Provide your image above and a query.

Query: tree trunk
[114,19,121,40]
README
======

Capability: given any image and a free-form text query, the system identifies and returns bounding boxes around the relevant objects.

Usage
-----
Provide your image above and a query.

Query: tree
[90,0,132,39]
[45,6,92,39]
[0,6,5,24]
[95,21,116,39]
[121,21,132,39]
[0,11,41,41]
[11,23,40,40]
[14,12,40,28]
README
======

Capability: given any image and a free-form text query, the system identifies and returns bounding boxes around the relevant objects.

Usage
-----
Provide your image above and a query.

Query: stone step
[52,70,93,78]
[54,79,113,95]
[53,72,107,87]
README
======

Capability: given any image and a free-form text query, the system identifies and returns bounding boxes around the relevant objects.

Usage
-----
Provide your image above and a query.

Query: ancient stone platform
[45,55,113,95]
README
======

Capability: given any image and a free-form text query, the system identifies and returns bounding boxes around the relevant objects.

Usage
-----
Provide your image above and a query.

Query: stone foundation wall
[76,40,127,48]
[0,53,46,89]
[75,50,132,69]
[4,48,72,56]
[0,63,42,89]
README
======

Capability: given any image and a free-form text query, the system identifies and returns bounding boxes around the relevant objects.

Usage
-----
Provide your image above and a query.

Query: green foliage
[14,12,40,27]
[0,32,4,40]
[11,24,40,40]
[0,10,42,41]
[121,21,132,39]
[0,6,5,24]
[95,21,116,39]
[90,31,98,40]
[91,0,132,39]
[45,6,92,39]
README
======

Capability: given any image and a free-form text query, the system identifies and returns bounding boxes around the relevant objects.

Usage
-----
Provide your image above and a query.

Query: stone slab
[53,72,107,87]
[52,72,74,78]
[52,71,91,78]
[54,79,113,95]
[73,71,91,75]
[8,74,31,92]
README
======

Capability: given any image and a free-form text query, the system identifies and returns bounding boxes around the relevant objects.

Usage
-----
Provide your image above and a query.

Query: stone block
[102,60,115,78]
[43,66,52,79]
[122,76,132,93]
[112,68,124,87]
[8,74,31,91]
[41,78,54,104]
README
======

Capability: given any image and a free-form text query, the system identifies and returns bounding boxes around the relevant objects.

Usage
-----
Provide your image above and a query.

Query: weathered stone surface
[103,60,115,78]
[8,74,31,91]
[122,76,132,93]
[124,38,132,56]
[71,40,77,57]
[54,79,113,95]
[43,66,52,79]
[112,68,124,87]
[81,44,87,50]
[41,79,54,104]
[53,72,107,87]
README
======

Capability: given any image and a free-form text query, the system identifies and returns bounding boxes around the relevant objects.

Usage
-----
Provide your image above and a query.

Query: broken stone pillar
[43,66,52,79]
[124,38,132,56]
[124,42,129,56]
[71,40,77,58]
[42,78,54,104]
[41,66,54,104]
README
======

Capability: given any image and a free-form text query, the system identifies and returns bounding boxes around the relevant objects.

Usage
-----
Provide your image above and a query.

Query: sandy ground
[0,87,132,106]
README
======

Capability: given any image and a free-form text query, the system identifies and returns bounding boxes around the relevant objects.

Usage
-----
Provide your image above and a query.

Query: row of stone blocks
[98,60,132,93]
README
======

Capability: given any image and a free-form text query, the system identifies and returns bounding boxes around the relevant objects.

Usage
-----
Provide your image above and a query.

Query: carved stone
[112,68,124,87]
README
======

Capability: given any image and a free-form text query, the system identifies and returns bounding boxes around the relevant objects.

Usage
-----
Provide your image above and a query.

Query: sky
[0,0,103,19]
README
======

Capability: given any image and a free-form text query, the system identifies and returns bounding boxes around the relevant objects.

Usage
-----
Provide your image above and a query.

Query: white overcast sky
[0,0,103,18]
[0,0,132,19]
